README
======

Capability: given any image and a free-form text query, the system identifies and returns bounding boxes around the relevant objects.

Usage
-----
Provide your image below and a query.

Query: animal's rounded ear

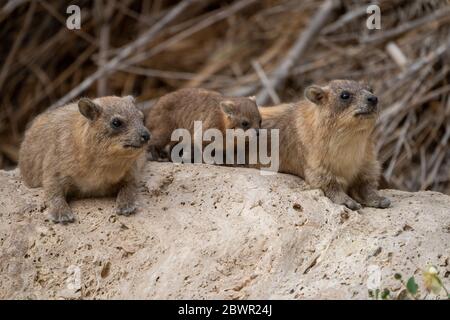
[305,85,326,105]
[248,96,257,102]
[220,100,235,116]
[78,98,101,121]
[124,95,136,104]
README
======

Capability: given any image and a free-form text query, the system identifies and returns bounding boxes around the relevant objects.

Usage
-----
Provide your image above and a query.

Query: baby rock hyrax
[19,96,151,224]
[258,80,390,210]
[145,88,261,161]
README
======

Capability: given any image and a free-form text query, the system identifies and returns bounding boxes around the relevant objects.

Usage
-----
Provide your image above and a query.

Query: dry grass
[1,0,449,193]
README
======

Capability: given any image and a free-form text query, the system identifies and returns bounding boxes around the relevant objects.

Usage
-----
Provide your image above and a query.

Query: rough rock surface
[0,163,449,299]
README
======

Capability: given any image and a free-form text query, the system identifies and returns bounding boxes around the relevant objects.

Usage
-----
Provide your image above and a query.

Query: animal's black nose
[141,130,150,142]
[367,95,378,106]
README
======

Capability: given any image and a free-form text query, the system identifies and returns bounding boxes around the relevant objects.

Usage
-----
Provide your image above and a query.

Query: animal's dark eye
[241,120,250,128]
[340,91,351,100]
[111,118,123,129]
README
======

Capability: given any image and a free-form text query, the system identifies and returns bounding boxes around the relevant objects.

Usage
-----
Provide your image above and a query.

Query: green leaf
[381,289,390,300]
[406,277,418,295]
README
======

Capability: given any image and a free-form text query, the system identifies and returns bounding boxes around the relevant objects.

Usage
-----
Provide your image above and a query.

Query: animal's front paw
[116,202,137,216]
[342,198,362,211]
[327,191,362,211]
[148,146,169,162]
[364,196,391,209]
[50,208,75,224]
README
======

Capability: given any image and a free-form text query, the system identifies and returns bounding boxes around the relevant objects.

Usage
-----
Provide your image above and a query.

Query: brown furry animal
[257,80,390,210]
[19,96,151,224]
[145,88,261,161]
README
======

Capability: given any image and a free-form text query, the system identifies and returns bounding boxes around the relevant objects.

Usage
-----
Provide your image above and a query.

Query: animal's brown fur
[145,88,261,161]
[19,96,150,224]
[258,80,390,210]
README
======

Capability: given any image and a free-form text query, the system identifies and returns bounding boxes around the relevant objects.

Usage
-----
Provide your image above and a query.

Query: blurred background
[1,0,449,194]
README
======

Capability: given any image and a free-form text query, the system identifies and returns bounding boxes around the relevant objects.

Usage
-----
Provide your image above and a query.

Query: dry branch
[49,0,196,109]
[256,0,338,105]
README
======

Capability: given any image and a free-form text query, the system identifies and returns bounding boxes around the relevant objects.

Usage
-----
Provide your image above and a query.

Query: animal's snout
[355,94,379,117]
[366,94,378,107]
[140,129,151,143]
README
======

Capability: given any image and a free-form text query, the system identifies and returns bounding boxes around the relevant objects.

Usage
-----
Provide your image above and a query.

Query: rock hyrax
[145,88,261,161]
[258,80,390,210]
[19,96,151,224]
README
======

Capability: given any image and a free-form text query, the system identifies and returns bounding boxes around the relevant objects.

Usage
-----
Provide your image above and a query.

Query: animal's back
[19,105,78,188]
[147,88,223,133]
